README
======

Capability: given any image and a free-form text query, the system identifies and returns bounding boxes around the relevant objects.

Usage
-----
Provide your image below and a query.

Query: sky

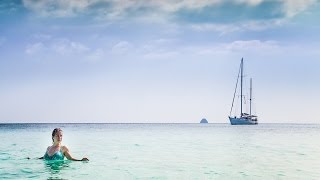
[0,0,320,123]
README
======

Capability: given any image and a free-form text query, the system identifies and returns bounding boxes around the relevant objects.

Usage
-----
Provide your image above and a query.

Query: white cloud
[163,40,280,56]
[111,41,132,54]
[22,0,93,17]
[189,40,279,55]
[52,39,90,55]
[25,42,46,54]
[22,0,218,18]
[27,0,221,20]
[25,36,90,56]
[190,19,285,34]
[21,0,318,34]
[235,0,263,6]
[150,0,222,12]
[190,24,242,34]
[281,0,317,17]
[22,0,317,19]
[118,38,281,59]
[86,48,105,62]
[225,40,278,51]
[138,39,180,59]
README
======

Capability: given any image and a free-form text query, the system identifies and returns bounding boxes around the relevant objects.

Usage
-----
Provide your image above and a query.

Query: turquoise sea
[0,123,320,179]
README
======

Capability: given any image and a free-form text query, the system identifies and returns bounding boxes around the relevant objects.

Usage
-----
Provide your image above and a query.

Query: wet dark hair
[52,128,62,142]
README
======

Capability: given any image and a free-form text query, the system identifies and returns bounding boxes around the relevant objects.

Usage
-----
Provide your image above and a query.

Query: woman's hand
[81,157,89,161]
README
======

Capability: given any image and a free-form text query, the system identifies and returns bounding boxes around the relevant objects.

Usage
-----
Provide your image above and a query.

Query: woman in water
[39,128,89,161]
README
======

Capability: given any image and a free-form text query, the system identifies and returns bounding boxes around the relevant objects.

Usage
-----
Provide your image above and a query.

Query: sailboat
[229,58,258,125]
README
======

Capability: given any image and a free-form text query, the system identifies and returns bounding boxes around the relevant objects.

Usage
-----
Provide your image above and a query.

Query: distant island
[200,118,208,123]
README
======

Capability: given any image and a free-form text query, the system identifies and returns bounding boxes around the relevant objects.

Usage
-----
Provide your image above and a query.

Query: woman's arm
[26,157,44,159]
[62,146,89,161]
[30,146,49,160]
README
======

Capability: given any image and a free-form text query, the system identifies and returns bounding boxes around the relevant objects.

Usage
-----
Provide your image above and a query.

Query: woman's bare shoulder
[61,145,69,152]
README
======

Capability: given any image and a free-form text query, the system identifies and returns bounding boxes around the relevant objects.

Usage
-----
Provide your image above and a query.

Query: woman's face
[53,131,63,143]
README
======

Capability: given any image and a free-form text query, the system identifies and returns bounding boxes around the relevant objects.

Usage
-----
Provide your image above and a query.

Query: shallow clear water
[1,123,320,179]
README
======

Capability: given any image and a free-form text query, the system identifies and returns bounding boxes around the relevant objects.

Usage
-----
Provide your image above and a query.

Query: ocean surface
[0,123,320,179]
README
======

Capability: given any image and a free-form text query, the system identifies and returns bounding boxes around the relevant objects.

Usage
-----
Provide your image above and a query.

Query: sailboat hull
[229,117,258,125]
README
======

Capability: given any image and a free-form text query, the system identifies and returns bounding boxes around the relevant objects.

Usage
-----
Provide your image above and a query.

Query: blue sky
[0,0,320,123]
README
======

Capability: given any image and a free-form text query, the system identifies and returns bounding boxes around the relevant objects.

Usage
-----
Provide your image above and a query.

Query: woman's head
[52,128,63,143]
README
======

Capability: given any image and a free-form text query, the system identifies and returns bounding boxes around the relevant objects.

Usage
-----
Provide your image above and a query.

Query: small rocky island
[200,118,208,123]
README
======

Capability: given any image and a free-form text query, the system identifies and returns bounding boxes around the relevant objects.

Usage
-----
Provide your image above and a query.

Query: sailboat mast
[240,58,243,116]
[250,78,252,116]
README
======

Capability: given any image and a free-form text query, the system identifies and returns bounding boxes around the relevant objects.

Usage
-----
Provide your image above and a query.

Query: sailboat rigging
[229,58,258,125]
